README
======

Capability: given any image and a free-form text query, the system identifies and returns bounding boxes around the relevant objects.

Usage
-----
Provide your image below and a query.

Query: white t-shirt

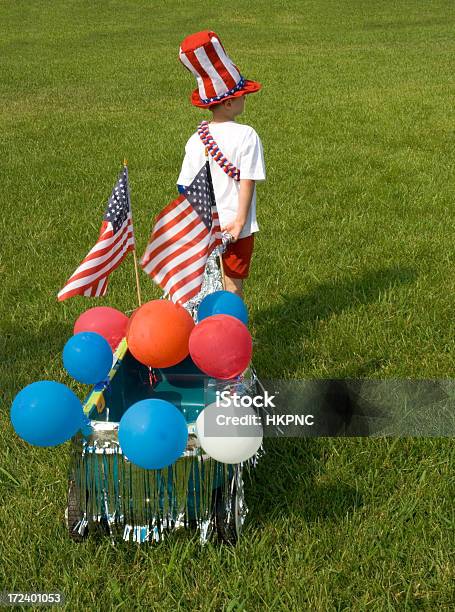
[177,121,266,239]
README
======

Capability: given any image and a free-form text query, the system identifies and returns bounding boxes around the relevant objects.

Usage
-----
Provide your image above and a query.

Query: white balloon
[196,398,263,464]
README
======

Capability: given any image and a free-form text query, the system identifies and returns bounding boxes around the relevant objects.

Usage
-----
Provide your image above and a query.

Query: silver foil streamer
[68,368,260,544]
[69,433,235,543]
[182,234,231,320]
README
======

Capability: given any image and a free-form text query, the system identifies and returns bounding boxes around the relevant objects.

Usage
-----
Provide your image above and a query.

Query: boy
[177,30,266,298]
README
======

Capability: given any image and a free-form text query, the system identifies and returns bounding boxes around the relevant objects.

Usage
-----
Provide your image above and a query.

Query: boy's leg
[221,234,254,298]
[223,275,243,298]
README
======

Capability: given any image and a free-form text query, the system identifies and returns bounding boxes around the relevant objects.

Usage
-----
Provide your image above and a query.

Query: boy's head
[210,95,245,120]
[179,30,261,109]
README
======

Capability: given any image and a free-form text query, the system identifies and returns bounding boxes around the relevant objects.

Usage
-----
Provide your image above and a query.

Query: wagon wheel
[214,477,244,545]
[66,479,88,542]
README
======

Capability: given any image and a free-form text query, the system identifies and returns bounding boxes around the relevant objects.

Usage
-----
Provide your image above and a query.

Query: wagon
[65,250,260,544]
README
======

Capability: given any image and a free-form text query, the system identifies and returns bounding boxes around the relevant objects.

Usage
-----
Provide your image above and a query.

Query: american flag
[57,166,135,301]
[141,161,222,304]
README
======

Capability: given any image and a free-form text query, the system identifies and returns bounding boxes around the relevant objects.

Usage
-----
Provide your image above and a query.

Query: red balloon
[127,300,194,368]
[189,315,252,379]
[74,307,129,350]
[126,308,139,336]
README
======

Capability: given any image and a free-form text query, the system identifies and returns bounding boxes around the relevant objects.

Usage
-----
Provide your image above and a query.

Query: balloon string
[148,367,157,387]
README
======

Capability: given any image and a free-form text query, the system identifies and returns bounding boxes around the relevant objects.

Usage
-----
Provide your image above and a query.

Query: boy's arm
[221,179,255,242]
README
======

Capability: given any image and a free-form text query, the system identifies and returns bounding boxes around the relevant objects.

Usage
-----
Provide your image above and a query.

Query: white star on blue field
[104,168,130,233]
[184,164,214,229]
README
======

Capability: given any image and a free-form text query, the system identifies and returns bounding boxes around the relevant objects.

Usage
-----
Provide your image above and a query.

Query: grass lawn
[1,0,454,609]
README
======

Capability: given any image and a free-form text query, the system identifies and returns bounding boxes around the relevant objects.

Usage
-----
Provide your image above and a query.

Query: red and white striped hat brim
[179,30,261,107]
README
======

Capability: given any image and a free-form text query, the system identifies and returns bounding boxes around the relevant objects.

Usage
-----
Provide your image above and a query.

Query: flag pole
[204,148,226,290]
[124,158,142,307]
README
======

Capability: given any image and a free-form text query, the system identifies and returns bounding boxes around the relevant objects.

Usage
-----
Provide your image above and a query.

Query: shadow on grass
[246,438,363,525]
[253,266,417,378]
[246,267,417,524]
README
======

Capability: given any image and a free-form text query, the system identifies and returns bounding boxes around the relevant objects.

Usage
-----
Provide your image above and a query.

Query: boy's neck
[209,108,237,123]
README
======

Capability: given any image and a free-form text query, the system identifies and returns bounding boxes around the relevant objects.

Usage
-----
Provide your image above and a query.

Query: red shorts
[222,234,255,279]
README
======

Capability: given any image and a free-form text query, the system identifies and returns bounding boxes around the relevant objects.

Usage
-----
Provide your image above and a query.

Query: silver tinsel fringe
[180,237,230,319]
[69,428,251,543]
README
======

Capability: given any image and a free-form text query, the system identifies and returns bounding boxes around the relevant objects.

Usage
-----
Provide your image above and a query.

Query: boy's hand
[221,180,254,242]
[221,220,244,242]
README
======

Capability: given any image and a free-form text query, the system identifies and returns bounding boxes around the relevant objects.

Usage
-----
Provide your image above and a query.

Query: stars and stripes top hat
[179,30,261,108]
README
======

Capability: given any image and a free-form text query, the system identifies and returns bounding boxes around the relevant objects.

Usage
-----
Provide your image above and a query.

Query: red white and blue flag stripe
[141,162,222,305]
[57,167,135,301]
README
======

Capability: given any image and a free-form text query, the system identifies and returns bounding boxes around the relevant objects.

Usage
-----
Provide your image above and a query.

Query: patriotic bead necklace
[197,121,240,181]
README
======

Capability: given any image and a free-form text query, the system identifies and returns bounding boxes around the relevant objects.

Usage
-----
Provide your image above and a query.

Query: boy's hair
[209,101,225,111]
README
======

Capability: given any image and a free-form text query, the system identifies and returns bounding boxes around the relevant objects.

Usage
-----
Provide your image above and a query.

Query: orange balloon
[127,300,194,368]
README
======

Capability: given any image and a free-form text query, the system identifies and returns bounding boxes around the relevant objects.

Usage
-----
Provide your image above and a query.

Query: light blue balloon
[197,290,248,325]
[10,381,85,447]
[63,332,113,385]
[118,399,188,470]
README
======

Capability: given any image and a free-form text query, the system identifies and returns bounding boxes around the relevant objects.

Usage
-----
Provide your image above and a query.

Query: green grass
[1,1,455,609]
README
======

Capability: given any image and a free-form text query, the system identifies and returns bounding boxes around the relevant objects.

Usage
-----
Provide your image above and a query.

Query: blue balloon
[197,290,248,325]
[11,381,85,447]
[118,399,188,470]
[63,332,113,385]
